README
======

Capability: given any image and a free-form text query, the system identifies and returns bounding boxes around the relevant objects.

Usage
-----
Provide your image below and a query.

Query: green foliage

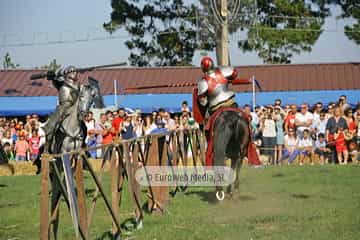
[238,0,330,64]
[337,0,360,44]
[2,52,19,70]
[104,0,213,67]
[38,59,61,71]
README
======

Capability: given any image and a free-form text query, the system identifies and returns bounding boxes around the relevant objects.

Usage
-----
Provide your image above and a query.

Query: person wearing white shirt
[281,128,300,164]
[260,113,277,164]
[295,104,313,138]
[312,110,328,137]
[297,129,313,165]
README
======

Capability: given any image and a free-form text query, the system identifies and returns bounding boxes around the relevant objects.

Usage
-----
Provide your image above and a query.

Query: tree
[336,0,360,44]
[238,0,331,64]
[39,59,61,71]
[2,52,19,69]
[104,0,214,67]
[104,0,331,66]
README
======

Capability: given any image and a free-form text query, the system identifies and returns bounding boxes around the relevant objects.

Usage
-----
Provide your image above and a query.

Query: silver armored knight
[44,66,80,146]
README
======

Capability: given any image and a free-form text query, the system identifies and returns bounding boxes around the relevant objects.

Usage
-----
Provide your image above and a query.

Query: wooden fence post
[40,153,50,240]
[75,153,88,239]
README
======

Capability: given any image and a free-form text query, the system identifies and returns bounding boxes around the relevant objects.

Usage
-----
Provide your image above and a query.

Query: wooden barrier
[39,128,205,239]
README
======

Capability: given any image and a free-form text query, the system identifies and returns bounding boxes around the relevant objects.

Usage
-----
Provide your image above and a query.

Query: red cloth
[192,88,205,124]
[204,107,262,167]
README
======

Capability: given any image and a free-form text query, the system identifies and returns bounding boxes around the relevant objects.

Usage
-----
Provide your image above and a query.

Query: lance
[124,78,255,93]
[30,62,127,80]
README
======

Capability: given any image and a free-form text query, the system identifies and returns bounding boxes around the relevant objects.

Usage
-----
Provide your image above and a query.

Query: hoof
[216,191,225,201]
[136,220,143,230]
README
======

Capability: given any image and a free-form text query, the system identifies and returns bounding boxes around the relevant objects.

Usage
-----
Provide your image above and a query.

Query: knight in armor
[44,66,80,147]
[194,56,239,122]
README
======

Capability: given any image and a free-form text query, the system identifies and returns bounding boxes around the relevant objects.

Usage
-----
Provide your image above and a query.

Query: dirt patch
[272,173,285,178]
[291,193,310,199]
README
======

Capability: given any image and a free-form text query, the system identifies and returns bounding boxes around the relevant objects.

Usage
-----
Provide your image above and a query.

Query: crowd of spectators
[247,95,360,165]
[1,96,360,165]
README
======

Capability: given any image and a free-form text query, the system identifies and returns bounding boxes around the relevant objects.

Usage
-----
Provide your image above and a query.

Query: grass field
[0,165,359,240]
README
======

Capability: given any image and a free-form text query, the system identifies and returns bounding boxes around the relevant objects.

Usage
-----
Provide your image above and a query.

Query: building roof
[0,62,359,97]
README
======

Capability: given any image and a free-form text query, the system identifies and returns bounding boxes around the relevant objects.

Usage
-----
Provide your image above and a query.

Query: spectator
[151,111,158,122]
[274,99,282,108]
[14,131,29,161]
[174,115,181,130]
[2,142,15,161]
[260,113,277,164]
[344,107,356,140]
[87,129,98,158]
[163,111,176,130]
[28,129,41,162]
[285,104,297,134]
[338,95,351,114]
[181,101,190,114]
[112,108,125,137]
[134,115,144,137]
[281,128,300,164]
[295,104,313,138]
[1,130,13,147]
[312,110,328,138]
[314,133,331,165]
[144,115,157,135]
[312,102,323,123]
[84,111,95,143]
[121,115,135,140]
[298,129,313,165]
[326,104,335,119]
[326,105,348,164]
[334,126,349,164]
[274,106,285,164]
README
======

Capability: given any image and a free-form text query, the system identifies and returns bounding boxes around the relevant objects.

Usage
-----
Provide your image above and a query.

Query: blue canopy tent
[0,90,359,116]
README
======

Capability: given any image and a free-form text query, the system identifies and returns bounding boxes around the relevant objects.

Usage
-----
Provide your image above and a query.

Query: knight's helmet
[62,65,76,76]
[200,56,214,74]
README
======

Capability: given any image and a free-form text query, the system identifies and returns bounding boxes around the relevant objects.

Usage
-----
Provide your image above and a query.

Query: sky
[0,0,359,69]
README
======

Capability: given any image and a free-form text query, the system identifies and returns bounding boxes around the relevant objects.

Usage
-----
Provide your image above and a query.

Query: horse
[212,110,251,201]
[45,79,105,239]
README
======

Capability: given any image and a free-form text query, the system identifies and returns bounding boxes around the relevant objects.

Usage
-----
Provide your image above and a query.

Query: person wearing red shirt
[112,108,126,137]
[285,104,297,134]
[28,129,41,162]
[334,127,348,165]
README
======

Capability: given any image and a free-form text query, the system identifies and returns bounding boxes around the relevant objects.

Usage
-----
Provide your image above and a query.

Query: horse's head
[78,85,93,119]
[78,78,105,120]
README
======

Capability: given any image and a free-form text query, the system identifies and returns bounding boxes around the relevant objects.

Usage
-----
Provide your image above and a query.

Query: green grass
[0,165,359,240]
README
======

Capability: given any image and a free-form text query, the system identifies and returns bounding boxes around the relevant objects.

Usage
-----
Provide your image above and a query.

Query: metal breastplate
[206,71,235,108]
[59,80,80,105]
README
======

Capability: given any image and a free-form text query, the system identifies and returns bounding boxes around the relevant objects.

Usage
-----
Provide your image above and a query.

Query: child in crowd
[314,133,331,165]
[334,127,349,164]
[298,129,313,165]
[281,128,300,164]
[14,131,29,161]
[2,142,15,162]
[28,129,41,162]
[86,129,97,158]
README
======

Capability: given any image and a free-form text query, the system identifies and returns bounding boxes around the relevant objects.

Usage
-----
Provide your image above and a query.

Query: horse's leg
[234,118,249,192]
[213,121,232,201]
